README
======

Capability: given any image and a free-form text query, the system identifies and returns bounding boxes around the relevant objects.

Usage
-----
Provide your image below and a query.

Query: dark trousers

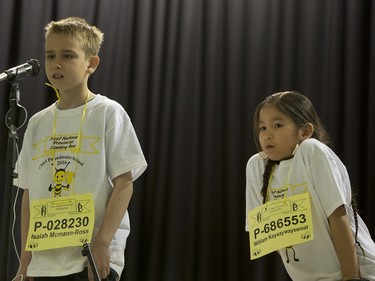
[34,268,119,281]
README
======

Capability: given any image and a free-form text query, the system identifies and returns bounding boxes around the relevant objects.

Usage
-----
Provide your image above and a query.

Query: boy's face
[45,34,96,93]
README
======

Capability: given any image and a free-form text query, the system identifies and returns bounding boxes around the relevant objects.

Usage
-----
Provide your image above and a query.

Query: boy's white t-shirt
[16,94,147,277]
[246,138,375,280]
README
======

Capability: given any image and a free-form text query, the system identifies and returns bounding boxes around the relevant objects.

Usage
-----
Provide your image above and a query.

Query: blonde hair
[45,17,104,58]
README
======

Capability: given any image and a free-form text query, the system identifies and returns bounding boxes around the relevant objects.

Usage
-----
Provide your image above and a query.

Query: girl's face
[258,104,305,161]
[44,34,94,93]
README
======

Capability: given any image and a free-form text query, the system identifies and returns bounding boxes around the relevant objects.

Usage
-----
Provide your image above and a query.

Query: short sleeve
[105,108,147,182]
[305,143,350,218]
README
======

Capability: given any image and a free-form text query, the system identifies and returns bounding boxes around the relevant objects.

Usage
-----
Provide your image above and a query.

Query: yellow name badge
[248,192,313,260]
[26,193,95,251]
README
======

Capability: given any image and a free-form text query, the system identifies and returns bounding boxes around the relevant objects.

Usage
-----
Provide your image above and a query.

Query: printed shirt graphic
[34,133,100,198]
[16,95,147,277]
[246,139,375,280]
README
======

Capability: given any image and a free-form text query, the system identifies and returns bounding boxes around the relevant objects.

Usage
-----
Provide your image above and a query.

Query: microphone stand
[0,81,27,280]
[82,242,101,281]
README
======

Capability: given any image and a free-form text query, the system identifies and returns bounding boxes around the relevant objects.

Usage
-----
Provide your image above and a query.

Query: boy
[15,17,147,281]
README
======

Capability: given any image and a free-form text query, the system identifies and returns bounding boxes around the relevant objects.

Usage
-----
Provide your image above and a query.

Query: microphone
[0,59,40,82]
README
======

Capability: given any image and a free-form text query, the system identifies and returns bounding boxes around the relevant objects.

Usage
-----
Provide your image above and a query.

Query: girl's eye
[274,123,283,128]
[46,54,55,59]
[259,126,266,132]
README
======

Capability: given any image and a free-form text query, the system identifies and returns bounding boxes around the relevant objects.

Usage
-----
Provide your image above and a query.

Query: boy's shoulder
[91,94,124,109]
[30,103,56,119]
[93,94,129,118]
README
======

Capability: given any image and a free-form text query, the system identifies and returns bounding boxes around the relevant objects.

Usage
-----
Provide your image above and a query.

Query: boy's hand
[13,273,34,281]
[14,251,33,281]
[87,172,133,281]
[87,240,110,281]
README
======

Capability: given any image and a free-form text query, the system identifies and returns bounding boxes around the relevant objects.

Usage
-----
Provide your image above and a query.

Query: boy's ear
[87,56,100,74]
[301,123,314,140]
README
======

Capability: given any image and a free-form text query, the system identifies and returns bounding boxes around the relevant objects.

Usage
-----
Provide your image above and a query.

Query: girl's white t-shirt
[246,138,375,280]
[16,94,147,277]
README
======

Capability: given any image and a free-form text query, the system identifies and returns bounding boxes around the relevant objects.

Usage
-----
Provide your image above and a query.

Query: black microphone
[0,59,40,82]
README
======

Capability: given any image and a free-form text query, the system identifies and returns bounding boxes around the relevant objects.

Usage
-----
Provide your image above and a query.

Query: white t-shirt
[16,94,147,277]
[246,138,375,280]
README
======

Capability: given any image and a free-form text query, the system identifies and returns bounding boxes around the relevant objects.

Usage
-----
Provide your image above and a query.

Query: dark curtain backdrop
[0,0,374,280]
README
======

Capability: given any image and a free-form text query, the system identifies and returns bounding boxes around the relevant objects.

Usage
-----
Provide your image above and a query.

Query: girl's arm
[329,205,360,280]
[88,171,133,281]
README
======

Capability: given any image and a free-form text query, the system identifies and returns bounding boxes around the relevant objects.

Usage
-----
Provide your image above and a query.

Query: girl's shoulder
[248,150,267,162]
[246,151,267,171]
[297,138,338,162]
[299,138,330,153]
[247,138,337,169]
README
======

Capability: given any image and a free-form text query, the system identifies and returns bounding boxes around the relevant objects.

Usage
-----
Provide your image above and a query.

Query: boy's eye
[46,54,55,59]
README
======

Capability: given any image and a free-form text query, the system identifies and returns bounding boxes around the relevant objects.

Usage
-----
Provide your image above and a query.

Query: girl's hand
[329,205,360,280]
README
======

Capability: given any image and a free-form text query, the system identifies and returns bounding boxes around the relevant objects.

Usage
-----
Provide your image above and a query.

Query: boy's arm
[329,205,360,280]
[15,189,33,281]
[89,171,133,280]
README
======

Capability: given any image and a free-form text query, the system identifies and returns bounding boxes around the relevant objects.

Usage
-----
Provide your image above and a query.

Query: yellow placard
[26,193,95,251]
[248,192,314,260]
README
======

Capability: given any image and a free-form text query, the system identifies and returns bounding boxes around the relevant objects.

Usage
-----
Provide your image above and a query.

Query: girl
[246,92,375,280]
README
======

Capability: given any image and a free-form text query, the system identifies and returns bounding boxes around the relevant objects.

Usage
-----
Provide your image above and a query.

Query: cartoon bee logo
[49,162,73,197]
